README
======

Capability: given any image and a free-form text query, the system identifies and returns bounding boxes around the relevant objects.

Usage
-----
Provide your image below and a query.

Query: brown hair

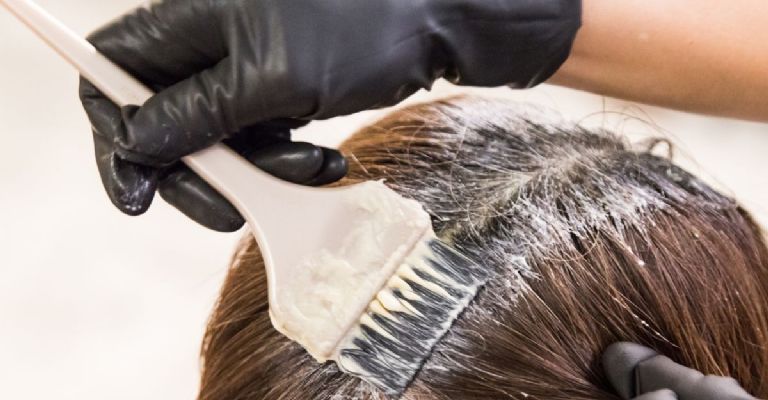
[198,96,768,400]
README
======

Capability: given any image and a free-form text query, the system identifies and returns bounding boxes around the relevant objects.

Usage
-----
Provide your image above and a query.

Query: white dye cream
[270,180,432,362]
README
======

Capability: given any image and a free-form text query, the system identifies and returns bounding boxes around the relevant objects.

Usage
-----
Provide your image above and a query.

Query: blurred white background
[0,1,766,399]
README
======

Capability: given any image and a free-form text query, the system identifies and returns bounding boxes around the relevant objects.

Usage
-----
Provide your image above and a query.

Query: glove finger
[87,0,225,88]
[158,142,332,232]
[117,56,315,166]
[80,78,123,142]
[82,78,159,215]
[602,342,660,399]
[93,132,158,216]
[158,165,243,232]
[633,389,678,400]
[305,147,349,186]
[223,120,314,159]
[228,129,348,185]
[245,142,328,183]
[224,125,294,157]
[115,57,234,166]
[636,356,755,400]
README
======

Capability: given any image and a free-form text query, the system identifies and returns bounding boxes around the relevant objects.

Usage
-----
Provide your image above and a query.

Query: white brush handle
[1,0,291,213]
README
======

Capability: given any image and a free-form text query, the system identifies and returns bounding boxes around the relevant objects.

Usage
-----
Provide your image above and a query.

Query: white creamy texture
[278,181,431,362]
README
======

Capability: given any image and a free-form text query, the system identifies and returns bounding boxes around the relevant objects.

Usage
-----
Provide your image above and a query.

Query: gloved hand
[79,0,581,229]
[602,342,756,400]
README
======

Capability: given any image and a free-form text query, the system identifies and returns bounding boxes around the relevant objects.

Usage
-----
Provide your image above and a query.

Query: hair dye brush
[1,0,489,395]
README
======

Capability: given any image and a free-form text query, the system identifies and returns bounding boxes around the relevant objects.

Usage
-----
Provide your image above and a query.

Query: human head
[198,96,768,399]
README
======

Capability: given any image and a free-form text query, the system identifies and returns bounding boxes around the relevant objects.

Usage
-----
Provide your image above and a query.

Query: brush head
[267,181,435,363]
[261,180,488,396]
[334,233,489,396]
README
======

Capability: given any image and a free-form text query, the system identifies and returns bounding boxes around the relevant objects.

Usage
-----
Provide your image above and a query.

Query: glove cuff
[431,0,582,88]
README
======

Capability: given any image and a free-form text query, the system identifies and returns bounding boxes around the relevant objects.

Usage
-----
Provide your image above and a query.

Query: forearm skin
[551,0,768,122]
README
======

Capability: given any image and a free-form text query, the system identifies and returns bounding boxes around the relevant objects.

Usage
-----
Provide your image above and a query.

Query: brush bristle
[335,233,489,396]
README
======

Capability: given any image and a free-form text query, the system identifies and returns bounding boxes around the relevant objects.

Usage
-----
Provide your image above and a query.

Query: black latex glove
[81,80,347,231]
[602,342,756,400]
[79,0,580,229]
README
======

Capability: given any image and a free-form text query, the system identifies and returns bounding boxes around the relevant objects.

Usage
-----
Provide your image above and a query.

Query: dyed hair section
[199,96,768,400]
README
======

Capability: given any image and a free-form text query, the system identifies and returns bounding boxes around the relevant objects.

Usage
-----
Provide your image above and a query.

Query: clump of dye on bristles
[336,231,489,396]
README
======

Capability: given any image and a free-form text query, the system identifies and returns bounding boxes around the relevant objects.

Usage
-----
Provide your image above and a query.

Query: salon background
[0,1,766,399]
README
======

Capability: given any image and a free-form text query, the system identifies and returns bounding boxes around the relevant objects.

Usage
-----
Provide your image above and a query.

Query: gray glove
[79,0,582,230]
[602,342,756,400]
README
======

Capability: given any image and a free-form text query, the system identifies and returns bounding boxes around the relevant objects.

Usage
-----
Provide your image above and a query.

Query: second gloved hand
[602,342,755,400]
